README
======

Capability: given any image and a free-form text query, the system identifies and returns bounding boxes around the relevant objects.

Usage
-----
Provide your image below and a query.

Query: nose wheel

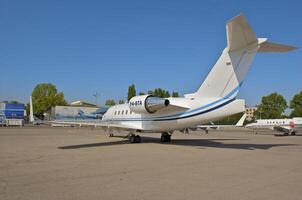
[161,132,171,142]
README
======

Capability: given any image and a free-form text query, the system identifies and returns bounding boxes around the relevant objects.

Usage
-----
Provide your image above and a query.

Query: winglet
[236,113,247,127]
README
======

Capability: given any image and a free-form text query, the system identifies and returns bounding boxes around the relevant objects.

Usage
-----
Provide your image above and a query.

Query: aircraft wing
[49,120,141,131]
[272,126,291,133]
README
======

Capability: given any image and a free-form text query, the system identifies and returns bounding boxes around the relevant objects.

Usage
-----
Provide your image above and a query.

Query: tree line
[255,92,302,119]
[105,84,179,106]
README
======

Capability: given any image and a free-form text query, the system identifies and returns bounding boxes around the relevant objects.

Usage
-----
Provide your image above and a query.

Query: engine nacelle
[129,95,169,114]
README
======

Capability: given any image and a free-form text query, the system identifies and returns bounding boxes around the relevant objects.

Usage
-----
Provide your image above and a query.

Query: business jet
[246,118,302,135]
[31,14,297,143]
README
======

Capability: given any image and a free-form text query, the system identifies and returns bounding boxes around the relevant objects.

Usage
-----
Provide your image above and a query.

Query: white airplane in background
[186,113,247,134]
[31,14,297,143]
[246,118,302,136]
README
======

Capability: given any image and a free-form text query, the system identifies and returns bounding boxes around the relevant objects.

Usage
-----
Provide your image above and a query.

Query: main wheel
[290,131,296,136]
[134,135,141,143]
[166,134,171,142]
[130,135,136,143]
[161,133,171,142]
[161,135,166,142]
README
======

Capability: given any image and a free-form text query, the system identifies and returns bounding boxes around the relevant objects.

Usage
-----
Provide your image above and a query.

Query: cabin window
[114,111,117,115]
[118,111,120,115]
[122,110,124,115]
[125,110,128,115]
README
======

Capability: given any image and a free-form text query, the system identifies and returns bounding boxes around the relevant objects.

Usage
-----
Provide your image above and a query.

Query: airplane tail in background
[29,96,35,123]
[193,14,297,99]
[235,113,247,127]
[77,109,85,116]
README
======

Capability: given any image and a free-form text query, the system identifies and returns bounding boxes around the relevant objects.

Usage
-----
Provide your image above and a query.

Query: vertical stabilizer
[236,113,247,127]
[192,14,297,99]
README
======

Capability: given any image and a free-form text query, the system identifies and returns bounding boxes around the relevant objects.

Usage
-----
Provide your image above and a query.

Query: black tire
[161,133,171,142]
[130,135,136,143]
[161,135,166,142]
[135,135,141,143]
[166,135,171,142]
[291,131,296,136]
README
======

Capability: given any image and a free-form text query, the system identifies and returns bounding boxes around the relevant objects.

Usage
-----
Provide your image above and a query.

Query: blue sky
[1,0,301,106]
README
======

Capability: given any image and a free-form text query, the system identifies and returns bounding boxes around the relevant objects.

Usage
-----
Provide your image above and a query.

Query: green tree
[164,90,170,98]
[1,100,20,104]
[139,92,145,95]
[172,91,179,97]
[255,93,287,119]
[154,88,164,97]
[152,88,170,98]
[147,90,154,95]
[105,99,116,106]
[143,89,178,98]
[127,84,136,101]
[118,99,125,104]
[32,83,67,115]
[9,100,20,104]
[290,91,302,117]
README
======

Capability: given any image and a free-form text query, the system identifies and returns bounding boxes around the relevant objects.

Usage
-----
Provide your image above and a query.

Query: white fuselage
[102,96,245,133]
[246,118,302,132]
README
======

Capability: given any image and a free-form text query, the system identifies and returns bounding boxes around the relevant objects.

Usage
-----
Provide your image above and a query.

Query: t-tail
[191,14,297,99]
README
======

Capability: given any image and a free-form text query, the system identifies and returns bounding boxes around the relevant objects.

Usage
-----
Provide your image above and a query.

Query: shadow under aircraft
[58,137,296,151]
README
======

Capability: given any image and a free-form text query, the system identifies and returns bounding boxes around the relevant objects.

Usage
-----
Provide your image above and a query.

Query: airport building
[70,100,97,107]
[245,106,257,121]
[0,103,25,126]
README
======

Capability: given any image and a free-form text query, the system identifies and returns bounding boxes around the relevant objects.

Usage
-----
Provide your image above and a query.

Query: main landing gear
[129,134,141,143]
[161,132,171,142]
[128,132,172,143]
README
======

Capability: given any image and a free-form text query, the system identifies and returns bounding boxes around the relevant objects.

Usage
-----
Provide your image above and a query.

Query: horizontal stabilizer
[258,38,298,52]
[227,14,257,51]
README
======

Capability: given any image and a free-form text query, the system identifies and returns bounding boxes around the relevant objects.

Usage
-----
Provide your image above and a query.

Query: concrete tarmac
[0,127,302,200]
